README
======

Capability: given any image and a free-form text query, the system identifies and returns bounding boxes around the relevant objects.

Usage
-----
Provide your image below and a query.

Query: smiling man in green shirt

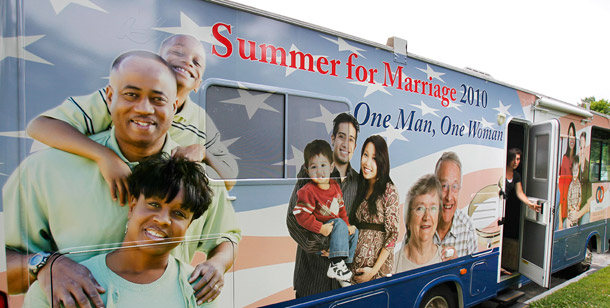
[4,50,239,307]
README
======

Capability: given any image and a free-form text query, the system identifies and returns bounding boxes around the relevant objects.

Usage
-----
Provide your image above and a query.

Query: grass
[529,266,610,308]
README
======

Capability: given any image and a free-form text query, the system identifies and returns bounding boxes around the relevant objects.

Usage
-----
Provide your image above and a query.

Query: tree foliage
[580,96,610,115]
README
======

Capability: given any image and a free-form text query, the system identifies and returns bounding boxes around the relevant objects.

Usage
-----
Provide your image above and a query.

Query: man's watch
[28,251,52,278]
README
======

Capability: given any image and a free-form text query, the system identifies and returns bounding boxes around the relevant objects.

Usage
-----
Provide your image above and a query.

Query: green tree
[581,96,610,115]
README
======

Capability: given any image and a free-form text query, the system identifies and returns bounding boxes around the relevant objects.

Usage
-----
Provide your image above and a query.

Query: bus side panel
[0,0,536,306]
[1,1,605,307]
[547,113,610,271]
[264,249,501,308]
[1,0,22,305]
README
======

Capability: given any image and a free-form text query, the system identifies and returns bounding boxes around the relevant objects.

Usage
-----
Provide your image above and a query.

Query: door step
[505,303,529,308]
[476,300,529,308]
[493,289,525,305]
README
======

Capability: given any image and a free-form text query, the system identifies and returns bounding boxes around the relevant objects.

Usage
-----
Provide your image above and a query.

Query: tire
[573,245,593,274]
[420,285,457,308]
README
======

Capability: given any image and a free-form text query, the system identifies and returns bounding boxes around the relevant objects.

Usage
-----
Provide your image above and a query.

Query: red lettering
[346,53,358,80]
[237,38,257,60]
[355,66,367,82]
[368,68,378,84]
[329,59,340,77]
[212,23,232,58]
[382,62,403,89]
[404,77,414,92]
[433,84,441,98]
[259,44,287,66]
[413,80,421,93]
[317,57,329,74]
[289,50,315,72]
[421,81,430,95]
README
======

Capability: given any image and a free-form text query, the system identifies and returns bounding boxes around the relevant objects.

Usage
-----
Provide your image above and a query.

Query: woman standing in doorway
[504,148,539,239]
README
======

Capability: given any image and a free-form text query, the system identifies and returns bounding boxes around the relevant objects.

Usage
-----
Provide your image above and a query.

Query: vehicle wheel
[573,245,592,274]
[420,285,457,308]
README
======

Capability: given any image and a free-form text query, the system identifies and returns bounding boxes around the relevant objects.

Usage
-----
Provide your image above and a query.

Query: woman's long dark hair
[565,122,577,159]
[355,135,393,217]
[506,148,522,167]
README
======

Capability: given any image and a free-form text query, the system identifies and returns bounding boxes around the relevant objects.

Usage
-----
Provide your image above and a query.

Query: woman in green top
[25,154,222,307]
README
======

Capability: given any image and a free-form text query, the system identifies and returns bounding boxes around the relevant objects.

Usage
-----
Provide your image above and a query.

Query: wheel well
[588,233,599,253]
[447,282,463,308]
[421,281,462,308]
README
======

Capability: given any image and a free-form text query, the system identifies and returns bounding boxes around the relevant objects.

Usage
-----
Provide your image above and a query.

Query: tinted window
[206,85,349,179]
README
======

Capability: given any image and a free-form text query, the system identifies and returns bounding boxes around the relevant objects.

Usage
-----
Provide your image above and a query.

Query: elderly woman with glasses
[394,174,443,272]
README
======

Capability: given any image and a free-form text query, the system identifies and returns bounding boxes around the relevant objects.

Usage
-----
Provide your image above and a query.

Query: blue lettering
[441,116,465,136]
[468,120,481,138]
[354,102,370,126]
[354,102,392,128]
[395,109,415,130]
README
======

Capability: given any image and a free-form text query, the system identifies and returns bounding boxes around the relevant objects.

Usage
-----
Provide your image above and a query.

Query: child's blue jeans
[327,218,359,263]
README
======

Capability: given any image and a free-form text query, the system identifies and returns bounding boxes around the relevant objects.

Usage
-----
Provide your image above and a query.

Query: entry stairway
[478,289,528,308]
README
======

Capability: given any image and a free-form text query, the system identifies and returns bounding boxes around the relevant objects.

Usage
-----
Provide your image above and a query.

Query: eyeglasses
[410,205,439,217]
[441,183,461,193]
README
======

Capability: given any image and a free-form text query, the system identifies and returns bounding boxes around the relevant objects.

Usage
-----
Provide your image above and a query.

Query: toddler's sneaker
[327,260,353,281]
[338,279,352,288]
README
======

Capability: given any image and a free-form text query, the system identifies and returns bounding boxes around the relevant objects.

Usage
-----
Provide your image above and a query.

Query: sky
[235,0,610,106]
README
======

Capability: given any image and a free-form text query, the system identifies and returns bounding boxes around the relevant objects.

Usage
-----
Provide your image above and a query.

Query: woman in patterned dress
[351,135,400,283]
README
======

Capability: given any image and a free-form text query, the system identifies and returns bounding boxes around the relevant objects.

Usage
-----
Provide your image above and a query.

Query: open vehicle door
[519,120,559,288]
